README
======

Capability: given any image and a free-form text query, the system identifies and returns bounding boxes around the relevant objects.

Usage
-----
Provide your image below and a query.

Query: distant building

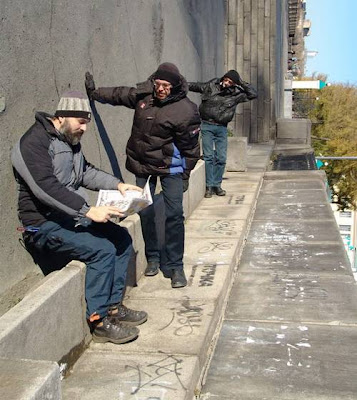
[303,19,311,36]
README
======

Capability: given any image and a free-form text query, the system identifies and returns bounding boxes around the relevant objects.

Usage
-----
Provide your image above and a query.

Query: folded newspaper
[96,177,153,218]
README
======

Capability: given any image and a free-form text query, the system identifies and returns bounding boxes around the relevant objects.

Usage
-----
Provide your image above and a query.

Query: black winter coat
[188,78,257,126]
[91,77,201,180]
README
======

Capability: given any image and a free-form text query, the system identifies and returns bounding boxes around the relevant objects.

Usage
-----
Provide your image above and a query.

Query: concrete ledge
[0,357,61,400]
[0,262,90,363]
[61,146,273,399]
[264,170,327,181]
[0,160,207,398]
[276,118,312,145]
[226,137,247,172]
[0,154,272,400]
[184,160,206,216]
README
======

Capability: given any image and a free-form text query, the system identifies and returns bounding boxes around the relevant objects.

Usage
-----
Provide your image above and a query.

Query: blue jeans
[201,121,228,187]
[30,218,132,319]
[136,174,184,272]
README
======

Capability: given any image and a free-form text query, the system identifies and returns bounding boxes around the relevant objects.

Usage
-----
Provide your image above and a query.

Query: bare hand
[86,206,124,223]
[118,182,143,195]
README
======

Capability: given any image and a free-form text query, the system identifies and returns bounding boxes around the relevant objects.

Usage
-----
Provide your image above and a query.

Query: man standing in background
[189,70,257,198]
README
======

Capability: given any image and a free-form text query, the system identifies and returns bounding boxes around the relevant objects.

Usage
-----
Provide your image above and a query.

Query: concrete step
[0,358,61,400]
[61,144,273,399]
[0,144,273,399]
[201,170,357,399]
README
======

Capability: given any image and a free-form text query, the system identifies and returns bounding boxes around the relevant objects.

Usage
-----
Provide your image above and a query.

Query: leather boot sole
[92,330,139,344]
[171,280,187,288]
[144,268,159,276]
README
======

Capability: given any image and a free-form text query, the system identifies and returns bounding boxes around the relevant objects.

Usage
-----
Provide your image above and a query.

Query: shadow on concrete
[90,101,124,181]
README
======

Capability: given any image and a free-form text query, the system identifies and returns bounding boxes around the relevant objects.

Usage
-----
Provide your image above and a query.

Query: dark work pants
[136,174,184,272]
[29,218,132,319]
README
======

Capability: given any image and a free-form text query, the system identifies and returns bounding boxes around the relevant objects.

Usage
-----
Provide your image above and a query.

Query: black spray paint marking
[228,194,245,204]
[125,353,186,395]
[207,220,236,235]
[160,297,204,336]
[199,264,217,287]
[198,242,233,253]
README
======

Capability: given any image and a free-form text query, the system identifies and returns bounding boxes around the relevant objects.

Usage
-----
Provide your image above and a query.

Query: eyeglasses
[154,81,172,90]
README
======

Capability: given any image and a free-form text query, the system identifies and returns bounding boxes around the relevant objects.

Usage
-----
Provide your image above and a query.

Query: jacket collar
[137,73,189,106]
[35,112,59,136]
[35,112,74,146]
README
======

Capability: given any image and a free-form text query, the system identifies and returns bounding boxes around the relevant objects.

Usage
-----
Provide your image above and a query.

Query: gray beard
[59,123,82,146]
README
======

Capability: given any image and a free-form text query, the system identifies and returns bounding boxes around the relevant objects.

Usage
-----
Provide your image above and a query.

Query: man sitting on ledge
[11,91,147,345]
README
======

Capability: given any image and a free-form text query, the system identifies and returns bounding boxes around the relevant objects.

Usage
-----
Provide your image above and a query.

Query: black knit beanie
[222,70,241,85]
[153,62,181,87]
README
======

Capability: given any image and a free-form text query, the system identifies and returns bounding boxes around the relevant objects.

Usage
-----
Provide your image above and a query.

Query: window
[339,225,351,232]
[340,211,352,218]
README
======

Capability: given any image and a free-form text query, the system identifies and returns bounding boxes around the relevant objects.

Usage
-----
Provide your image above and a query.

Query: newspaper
[96,177,152,218]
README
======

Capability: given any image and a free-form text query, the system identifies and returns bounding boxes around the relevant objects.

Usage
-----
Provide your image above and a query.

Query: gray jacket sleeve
[82,158,121,191]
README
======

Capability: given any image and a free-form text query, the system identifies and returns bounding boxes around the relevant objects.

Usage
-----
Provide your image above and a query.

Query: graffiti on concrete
[160,297,204,336]
[124,353,186,396]
[198,264,217,287]
[187,264,198,286]
[228,194,245,205]
[198,241,234,254]
[207,219,237,235]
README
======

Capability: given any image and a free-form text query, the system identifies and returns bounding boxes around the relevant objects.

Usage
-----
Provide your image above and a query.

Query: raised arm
[85,72,140,109]
[188,79,215,93]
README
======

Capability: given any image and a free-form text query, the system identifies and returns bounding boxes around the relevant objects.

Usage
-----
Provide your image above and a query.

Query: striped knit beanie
[55,91,91,120]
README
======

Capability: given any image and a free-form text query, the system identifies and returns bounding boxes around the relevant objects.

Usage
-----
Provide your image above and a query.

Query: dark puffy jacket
[91,76,201,180]
[188,78,257,126]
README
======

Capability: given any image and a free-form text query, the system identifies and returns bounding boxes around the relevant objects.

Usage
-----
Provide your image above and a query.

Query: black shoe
[171,269,187,288]
[214,186,226,196]
[144,261,160,276]
[92,316,139,344]
[204,187,213,198]
[108,304,148,326]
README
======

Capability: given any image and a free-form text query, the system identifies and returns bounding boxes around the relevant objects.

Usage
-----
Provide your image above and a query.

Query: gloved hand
[85,72,96,99]
[235,72,245,87]
[183,179,189,193]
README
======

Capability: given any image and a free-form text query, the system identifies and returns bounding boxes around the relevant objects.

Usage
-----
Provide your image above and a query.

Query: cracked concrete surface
[0,0,225,295]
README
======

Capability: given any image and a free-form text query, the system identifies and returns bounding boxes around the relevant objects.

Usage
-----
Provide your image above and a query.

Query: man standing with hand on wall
[85,63,201,288]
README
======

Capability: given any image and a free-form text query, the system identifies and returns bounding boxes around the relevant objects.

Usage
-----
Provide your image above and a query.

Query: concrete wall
[0,0,226,295]
[225,0,288,142]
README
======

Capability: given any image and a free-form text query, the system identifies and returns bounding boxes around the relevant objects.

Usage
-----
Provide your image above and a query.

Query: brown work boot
[92,316,139,344]
[108,304,148,326]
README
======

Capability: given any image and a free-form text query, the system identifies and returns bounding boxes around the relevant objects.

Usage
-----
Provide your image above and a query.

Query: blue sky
[304,0,357,85]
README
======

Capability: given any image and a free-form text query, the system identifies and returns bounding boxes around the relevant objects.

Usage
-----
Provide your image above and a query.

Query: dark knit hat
[222,70,241,85]
[153,62,181,87]
[55,91,91,120]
